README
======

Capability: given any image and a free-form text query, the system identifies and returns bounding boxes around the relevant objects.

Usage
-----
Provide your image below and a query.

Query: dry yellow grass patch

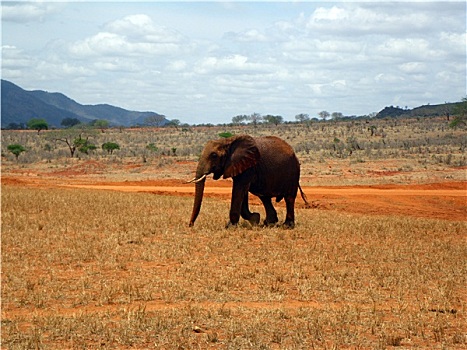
[2,185,466,349]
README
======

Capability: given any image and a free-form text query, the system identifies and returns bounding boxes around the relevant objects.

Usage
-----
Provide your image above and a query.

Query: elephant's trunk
[189,166,208,227]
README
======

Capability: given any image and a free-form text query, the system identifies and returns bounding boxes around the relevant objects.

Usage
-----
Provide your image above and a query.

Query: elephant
[187,135,308,228]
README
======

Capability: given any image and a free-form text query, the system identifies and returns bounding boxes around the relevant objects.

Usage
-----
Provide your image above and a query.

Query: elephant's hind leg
[283,195,296,228]
[259,196,279,226]
[241,192,260,225]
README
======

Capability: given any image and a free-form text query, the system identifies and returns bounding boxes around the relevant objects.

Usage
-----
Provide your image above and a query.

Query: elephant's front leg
[226,180,249,227]
[241,192,260,226]
[226,177,261,227]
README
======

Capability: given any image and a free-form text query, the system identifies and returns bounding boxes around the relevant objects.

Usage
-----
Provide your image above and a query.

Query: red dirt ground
[2,175,465,221]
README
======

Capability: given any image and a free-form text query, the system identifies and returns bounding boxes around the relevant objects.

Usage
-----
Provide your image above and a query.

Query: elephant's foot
[263,215,279,227]
[248,212,260,226]
[282,220,295,229]
[225,221,238,229]
[263,220,279,227]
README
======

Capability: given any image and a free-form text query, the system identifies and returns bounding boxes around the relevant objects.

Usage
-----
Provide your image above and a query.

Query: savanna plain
[2,117,466,349]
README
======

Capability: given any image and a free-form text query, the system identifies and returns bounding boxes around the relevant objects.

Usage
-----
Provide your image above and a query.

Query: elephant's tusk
[186,174,207,184]
[193,174,207,183]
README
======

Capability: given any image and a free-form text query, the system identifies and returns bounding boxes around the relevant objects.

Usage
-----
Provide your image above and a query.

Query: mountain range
[1,79,167,128]
[1,79,459,129]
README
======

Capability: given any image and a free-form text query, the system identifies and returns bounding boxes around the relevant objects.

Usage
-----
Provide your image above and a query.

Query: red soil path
[2,176,466,221]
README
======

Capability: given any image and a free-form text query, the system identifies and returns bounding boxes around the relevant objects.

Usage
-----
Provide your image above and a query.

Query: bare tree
[318,111,330,121]
[295,113,310,124]
[248,113,262,127]
[232,115,248,125]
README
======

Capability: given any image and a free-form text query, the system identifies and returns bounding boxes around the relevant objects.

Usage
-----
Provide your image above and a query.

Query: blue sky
[2,1,466,124]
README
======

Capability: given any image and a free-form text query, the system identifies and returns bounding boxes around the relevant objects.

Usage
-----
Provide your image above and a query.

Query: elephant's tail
[298,184,310,208]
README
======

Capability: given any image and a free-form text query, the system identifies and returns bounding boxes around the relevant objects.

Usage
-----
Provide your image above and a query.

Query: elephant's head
[188,135,260,227]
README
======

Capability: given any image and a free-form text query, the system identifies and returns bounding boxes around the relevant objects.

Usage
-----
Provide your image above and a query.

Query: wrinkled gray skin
[189,135,307,228]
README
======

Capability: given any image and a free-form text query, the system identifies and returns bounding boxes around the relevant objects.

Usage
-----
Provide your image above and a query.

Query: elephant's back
[256,136,299,169]
[256,136,293,150]
[252,136,300,196]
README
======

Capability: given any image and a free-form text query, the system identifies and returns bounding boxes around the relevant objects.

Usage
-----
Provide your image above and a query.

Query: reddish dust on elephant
[187,135,309,228]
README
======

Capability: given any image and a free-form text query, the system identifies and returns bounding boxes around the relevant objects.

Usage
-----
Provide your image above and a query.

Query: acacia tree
[90,119,109,133]
[75,137,97,154]
[7,144,26,160]
[102,142,120,154]
[27,118,48,133]
[46,127,97,158]
[166,119,181,129]
[263,115,283,126]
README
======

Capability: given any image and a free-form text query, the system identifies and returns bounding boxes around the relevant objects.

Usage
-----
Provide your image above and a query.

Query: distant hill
[376,102,460,119]
[1,79,168,128]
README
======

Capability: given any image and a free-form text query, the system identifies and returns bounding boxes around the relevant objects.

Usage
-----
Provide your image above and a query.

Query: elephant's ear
[223,135,260,179]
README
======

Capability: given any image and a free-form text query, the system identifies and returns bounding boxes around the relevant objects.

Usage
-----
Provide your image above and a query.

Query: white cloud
[311,6,347,21]
[68,14,186,58]
[375,37,445,63]
[105,14,184,44]
[1,45,35,70]
[307,5,434,36]
[225,29,269,43]
[439,32,467,56]
[69,32,126,57]
[2,2,62,23]
[436,70,462,84]
[314,39,363,54]
[36,61,94,79]
[307,79,347,96]
[167,60,187,72]
[398,62,427,74]
[106,14,153,33]
[195,55,273,75]
[69,30,184,58]
[93,59,140,73]
[375,73,405,84]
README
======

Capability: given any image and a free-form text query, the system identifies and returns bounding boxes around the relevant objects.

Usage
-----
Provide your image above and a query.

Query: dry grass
[2,185,466,349]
